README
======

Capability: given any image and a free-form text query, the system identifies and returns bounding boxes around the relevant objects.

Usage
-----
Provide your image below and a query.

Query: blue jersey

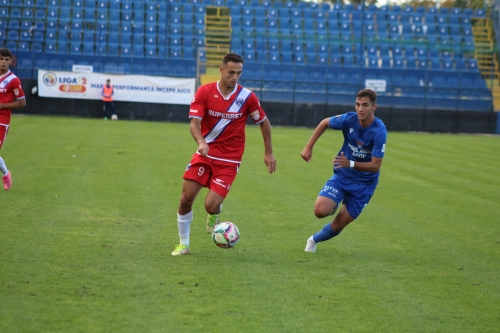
[328,112,387,184]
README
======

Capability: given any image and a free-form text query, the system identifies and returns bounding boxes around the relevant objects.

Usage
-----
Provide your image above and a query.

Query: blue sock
[312,222,342,243]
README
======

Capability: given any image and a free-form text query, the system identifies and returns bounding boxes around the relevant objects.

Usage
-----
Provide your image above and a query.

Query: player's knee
[313,206,330,219]
[205,202,221,215]
[179,193,195,207]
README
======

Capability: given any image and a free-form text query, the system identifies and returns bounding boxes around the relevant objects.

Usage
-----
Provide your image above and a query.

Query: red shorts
[183,153,239,198]
[0,124,9,149]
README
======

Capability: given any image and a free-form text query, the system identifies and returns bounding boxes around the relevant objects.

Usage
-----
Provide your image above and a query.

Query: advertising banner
[38,70,196,105]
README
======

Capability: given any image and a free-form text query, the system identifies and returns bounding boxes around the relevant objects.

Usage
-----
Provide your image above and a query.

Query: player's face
[355,96,377,124]
[0,56,11,72]
[220,61,243,90]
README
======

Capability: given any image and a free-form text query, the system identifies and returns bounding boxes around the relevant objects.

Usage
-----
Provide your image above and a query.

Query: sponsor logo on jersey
[13,88,19,96]
[212,178,227,189]
[214,95,218,98]
[208,109,243,119]
[349,143,371,159]
[251,112,259,121]
[190,109,198,113]
[349,128,354,133]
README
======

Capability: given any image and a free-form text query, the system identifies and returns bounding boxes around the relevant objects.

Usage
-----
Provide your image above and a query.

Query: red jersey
[0,71,25,125]
[189,81,266,163]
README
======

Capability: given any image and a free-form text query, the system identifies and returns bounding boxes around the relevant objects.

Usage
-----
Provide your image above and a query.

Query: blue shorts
[318,174,378,219]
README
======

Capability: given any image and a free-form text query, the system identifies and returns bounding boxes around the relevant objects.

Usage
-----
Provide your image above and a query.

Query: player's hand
[197,141,209,157]
[264,153,276,174]
[301,146,313,162]
[333,152,348,169]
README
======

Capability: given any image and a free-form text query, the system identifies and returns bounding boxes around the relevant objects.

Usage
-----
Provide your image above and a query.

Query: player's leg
[0,156,11,190]
[305,208,348,253]
[313,196,338,218]
[172,155,212,256]
[103,102,108,119]
[110,102,116,119]
[0,125,11,190]
[306,181,377,253]
[305,177,345,252]
[204,160,238,233]
[204,190,224,233]
[172,179,204,256]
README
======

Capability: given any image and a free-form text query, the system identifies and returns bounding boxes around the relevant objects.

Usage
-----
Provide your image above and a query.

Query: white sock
[177,211,193,246]
[0,156,8,176]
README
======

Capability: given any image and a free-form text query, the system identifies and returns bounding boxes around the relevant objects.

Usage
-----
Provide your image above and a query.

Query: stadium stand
[3,0,493,111]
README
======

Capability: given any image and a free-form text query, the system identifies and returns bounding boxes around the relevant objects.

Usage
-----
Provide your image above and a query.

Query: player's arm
[258,116,276,174]
[334,152,383,172]
[189,117,208,157]
[0,98,26,110]
[301,117,330,162]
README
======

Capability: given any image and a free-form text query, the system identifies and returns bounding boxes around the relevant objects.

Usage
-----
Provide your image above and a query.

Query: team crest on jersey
[235,98,244,107]
[356,140,364,148]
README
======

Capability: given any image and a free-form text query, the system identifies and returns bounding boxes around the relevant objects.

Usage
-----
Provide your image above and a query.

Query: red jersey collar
[216,80,238,100]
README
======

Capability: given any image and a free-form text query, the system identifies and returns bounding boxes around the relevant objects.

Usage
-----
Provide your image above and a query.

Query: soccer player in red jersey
[0,48,26,190]
[172,53,277,256]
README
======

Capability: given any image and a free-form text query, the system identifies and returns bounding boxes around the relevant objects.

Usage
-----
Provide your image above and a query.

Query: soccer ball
[111,114,118,120]
[212,222,240,248]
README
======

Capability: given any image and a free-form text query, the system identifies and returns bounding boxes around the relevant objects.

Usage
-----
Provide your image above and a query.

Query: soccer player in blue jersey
[301,89,387,253]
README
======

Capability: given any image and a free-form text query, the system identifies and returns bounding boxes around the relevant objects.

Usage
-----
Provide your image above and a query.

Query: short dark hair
[356,89,377,104]
[222,53,244,66]
[0,48,13,58]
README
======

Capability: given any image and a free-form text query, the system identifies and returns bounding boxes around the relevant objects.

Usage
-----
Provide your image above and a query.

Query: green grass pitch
[1,115,499,332]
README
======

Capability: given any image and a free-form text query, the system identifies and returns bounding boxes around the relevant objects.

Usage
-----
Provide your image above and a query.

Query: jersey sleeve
[246,92,266,124]
[188,85,207,119]
[11,78,25,100]
[328,113,347,129]
[371,127,387,159]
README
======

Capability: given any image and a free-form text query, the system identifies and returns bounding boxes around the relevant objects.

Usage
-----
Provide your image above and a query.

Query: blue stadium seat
[107,44,119,56]
[145,46,157,59]
[133,45,144,57]
[118,63,131,74]
[70,43,82,55]
[48,59,62,70]
[35,58,49,69]
[120,45,132,57]
[34,0,45,8]
[104,62,118,74]
[7,30,19,40]
[18,41,30,52]
[45,42,56,53]
[97,0,107,10]
[35,9,45,19]
[108,34,119,46]
[8,20,20,30]
[10,8,22,19]
[82,43,94,55]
